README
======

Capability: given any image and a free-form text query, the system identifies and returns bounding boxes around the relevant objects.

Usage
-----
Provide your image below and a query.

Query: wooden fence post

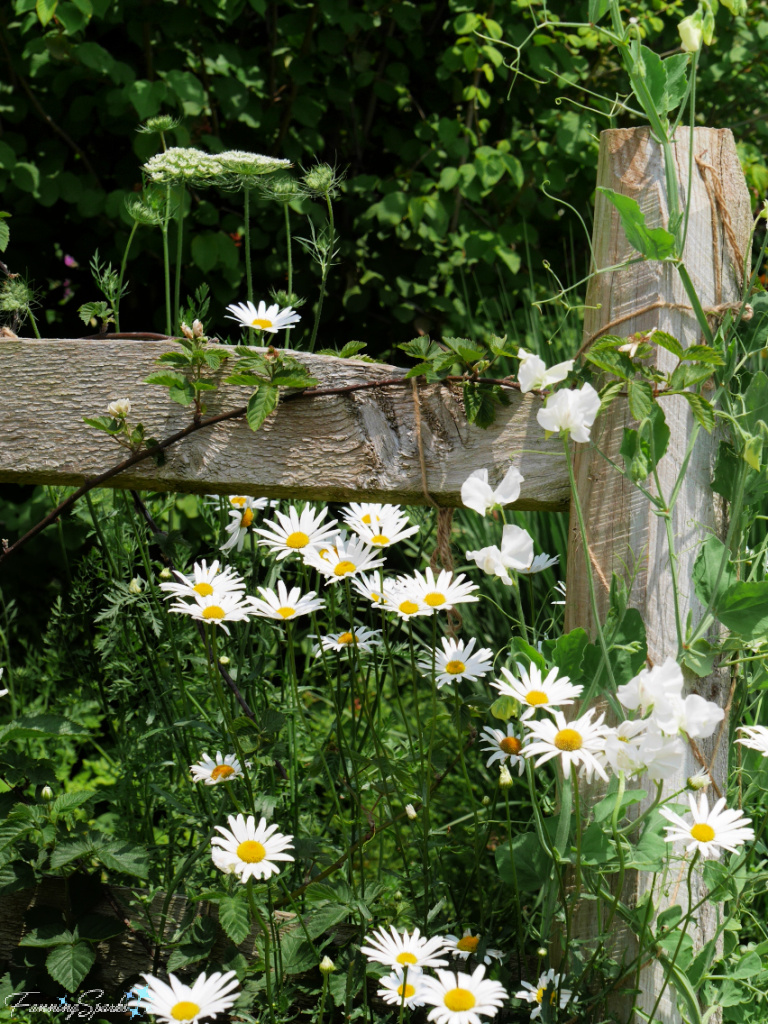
[565,127,751,1022]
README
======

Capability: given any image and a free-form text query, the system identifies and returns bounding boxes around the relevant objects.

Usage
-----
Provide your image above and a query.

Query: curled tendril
[539,179,596,267]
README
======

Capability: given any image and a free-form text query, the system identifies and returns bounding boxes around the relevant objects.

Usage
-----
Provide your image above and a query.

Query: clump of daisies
[129,970,240,1023]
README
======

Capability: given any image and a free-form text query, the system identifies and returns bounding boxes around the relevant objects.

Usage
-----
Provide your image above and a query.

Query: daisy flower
[737,724,768,757]
[211,813,295,881]
[491,663,583,720]
[168,591,253,634]
[255,505,339,560]
[523,708,609,782]
[420,964,508,1024]
[418,637,493,688]
[225,298,301,334]
[351,572,390,607]
[383,578,431,620]
[659,793,754,859]
[460,465,524,516]
[341,501,397,528]
[303,533,385,582]
[515,969,571,1020]
[444,930,504,965]
[408,567,480,611]
[220,497,269,554]
[378,968,427,1009]
[315,627,382,654]
[129,970,239,1024]
[359,925,450,970]
[248,580,325,621]
[159,560,246,602]
[480,724,525,774]
[343,503,420,547]
[190,751,244,785]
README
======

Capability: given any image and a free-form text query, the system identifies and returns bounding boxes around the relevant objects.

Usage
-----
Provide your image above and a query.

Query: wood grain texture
[0,342,569,510]
[565,128,750,1023]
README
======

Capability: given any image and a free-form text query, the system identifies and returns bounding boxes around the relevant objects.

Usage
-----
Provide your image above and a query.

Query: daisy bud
[129,577,144,595]
[319,956,335,974]
[219,655,230,665]
[159,568,172,579]
[687,769,711,791]
[499,764,514,789]
[482,795,491,806]
[41,785,54,801]
[537,947,548,958]
[405,803,417,820]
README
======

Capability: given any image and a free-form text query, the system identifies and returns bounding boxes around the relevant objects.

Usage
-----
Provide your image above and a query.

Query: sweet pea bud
[678,12,703,52]
[319,956,335,974]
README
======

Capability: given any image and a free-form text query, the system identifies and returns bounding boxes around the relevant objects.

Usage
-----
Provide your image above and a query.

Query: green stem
[308,195,335,353]
[247,879,275,1024]
[115,219,140,333]
[284,204,294,347]
[161,184,172,336]
[173,183,185,333]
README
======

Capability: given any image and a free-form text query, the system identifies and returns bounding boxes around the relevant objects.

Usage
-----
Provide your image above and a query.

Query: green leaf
[682,344,724,366]
[219,895,250,945]
[0,859,35,895]
[692,536,737,610]
[0,715,89,744]
[744,370,768,435]
[495,832,551,893]
[94,839,149,878]
[49,838,92,869]
[588,0,610,22]
[579,823,614,865]
[593,783,647,823]
[628,380,653,422]
[83,416,122,435]
[668,363,715,391]
[145,370,187,388]
[52,791,95,814]
[20,924,74,948]
[463,382,507,429]
[77,912,124,941]
[36,0,58,26]
[0,218,9,253]
[715,580,768,639]
[651,331,685,359]
[680,391,715,433]
[169,381,196,407]
[157,352,193,366]
[681,638,717,678]
[546,628,589,682]
[246,385,279,431]
[598,188,677,260]
[46,942,96,992]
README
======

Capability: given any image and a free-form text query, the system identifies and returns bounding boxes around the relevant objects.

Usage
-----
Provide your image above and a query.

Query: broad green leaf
[593,784,647,823]
[169,381,196,406]
[743,370,768,434]
[712,441,768,505]
[219,895,250,945]
[682,343,724,366]
[36,0,58,25]
[663,53,690,113]
[46,942,96,992]
[77,912,125,941]
[681,391,715,433]
[49,838,92,869]
[546,628,589,682]
[0,715,89,744]
[651,331,685,359]
[588,0,610,22]
[495,832,551,893]
[83,416,122,435]
[681,638,717,677]
[463,383,507,429]
[598,188,677,260]
[246,385,279,431]
[668,363,715,391]
[21,924,75,948]
[145,370,186,388]
[52,791,95,814]
[0,859,35,895]
[94,839,149,878]
[579,823,614,865]
[731,952,762,980]
[692,536,737,610]
[157,352,193,366]
[628,380,653,422]
[0,219,8,253]
[715,580,768,639]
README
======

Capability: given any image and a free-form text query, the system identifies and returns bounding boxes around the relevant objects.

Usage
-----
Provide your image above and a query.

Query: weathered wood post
[565,127,751,1022]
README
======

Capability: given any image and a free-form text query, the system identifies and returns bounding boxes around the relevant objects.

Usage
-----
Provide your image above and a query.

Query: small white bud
[128,577,144,595]
[159,567,172,579]
[405,803,417,820]
[41,785,54,801]
[499,764,514,789]
[481,795,491,806]
[319,956,335,974]
[192,319,204,338]
[537,947,548,958]
[219,655,230,666]
[107,398,131,418]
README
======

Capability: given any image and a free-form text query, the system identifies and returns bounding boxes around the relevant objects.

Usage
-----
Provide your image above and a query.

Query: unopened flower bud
[181,322,195,340]
[499,764,514,789]
[129,577,144,595]
[678,12,703,52]
[192,319,204,338]
[159,567,172,579]
[319,956,335,974]
[219,655,230,666]
[537,947,548,958]
[481,795,491,806]
[687,770,711,791]
[405,803,417,820]
[107,398,131,418]
[41,785,54,801]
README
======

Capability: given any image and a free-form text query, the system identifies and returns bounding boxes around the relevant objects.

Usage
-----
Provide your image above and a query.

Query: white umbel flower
[377,968,427,1008]
[190,751,244,786]
[536,382,600,443]
[517,348,574,394]
[419,964,508,1024]
[737,724,768,757]
[359,925,450,970]
[143,147,223,185]
[211,813,294,881]
[523,708,609,782]
[303,532,386,582]
[225,298,301,333]
[248,580,325,621]
[129,970,239,1023]
[444,931,503,965]
[480,724,525,774]
[491,663,583,720]
[659,793,754,859]
[418,637,493,688]
[168,590,253,634]
[315,627,382,654]
[515,969,572,1020]
[460,466,524,516]
[466,524,534,583]
[159,560,246,601]
[255,505,339,560]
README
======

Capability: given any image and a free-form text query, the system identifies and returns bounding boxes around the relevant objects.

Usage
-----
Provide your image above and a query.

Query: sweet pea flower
[461,465,524,515]
[517,349,574,393]
[537,383,601,443]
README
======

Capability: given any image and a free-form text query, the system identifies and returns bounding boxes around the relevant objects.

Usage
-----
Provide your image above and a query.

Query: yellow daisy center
[236,839,266,863]
[251,318,273,329]
[230,496,247,506]
[277,606,295,619]
[396,952,418,965]
[362,513,372,524]
[526,690,549,706]
[210,764,235,781]
[334,560,357,576]
[500,736,522,755]
[536,987,557,1005]
[398,982,416,999]
[202,606,225,620]
[424,592,445,607]
[445,659,466,675]
[371,592,382,603]
[456,935,479,953]
[370,534,389,545]
[399,600,419,615]
[554,728,582,752]
[193,582,214,597]
[444,988,476,1012]
[338,632,357,645]
[286,530,310,549]
[690,823,716,843]
[241,507,254,528]
[171,1001,200,1021]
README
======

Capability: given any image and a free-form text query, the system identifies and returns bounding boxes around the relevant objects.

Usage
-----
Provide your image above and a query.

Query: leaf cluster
[225,350,319,432]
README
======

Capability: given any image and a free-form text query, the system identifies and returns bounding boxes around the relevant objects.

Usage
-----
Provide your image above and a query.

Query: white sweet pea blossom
[652,693,724,740]
[517,349,574,394]
[466,524,534,584]
[616,657,684,717]
[460,466,524,516]
[537,383,601,443]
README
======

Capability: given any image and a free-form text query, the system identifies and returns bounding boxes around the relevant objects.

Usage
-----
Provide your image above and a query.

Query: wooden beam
[565,127,751,1022]
[0,341,569,510]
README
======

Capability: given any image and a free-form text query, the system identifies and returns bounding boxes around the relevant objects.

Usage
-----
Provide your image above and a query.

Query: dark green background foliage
[1,0,766,355]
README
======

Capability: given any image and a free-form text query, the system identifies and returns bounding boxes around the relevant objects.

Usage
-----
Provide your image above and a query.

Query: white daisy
[408,567,480,611]
[551,581,567,606]
[383,577,431,620]
[523,708,609,782]
[659,793,754,859]
[480,724,526,774]
[168,590,253,634]
[314,627,382,654]
[491,663,583,720]
[343,503,420,547]
[420,963,508,1024]
[377,968,427,1008]
[129,970,239,1023]
[159,560,246,601]
[247,580,325,621]
[444,930,504,965]
[515,969,572,1020]
[351,572,390,607]
[359,925,450,970]
[225,298,301,333]
[190,751,244,785]
[737,724,768,757]
[517,553,560,575]
[255,505,339,560]
[341,501,397,528]
[211,813,295,881]
[303,532,386,582]
[219,497,268,553]
[418,637,493,688]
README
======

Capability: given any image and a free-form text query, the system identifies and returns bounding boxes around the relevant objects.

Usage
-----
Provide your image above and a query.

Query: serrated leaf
[681,391,715,433]
[157,352,193,366]
[246,385,279,431]
[21,924,74,948]
[651,331,685,359]
[668,363,714,391]
[463,383,500,429]
[201,349,227,369]
[628,380,653,422]
[682,344,724,365]
[585,348,633,380]
[52,791,96,814]
[169,382,196,406]
[145,370,187,388]
[83,416,122,435]
[0,859,35,895]
[219,896,250,945]
[94,839,149,878]
[338,340,367,358]
[0,219,9,253]
[225,371,266,387]
[270,372,317,388]
[46,942,95,992]
[49,838,92,869]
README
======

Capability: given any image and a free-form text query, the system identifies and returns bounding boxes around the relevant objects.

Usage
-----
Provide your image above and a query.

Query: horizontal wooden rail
[0,340,570,509]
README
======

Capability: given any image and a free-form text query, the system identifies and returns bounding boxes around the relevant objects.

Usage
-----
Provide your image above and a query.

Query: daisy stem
[454,689,479,832]
[247,878,276,1024]
[317,972,329,1024]
[285,623,301,838]
[571,764,582,900]
[173,183,185,333]
[398,965,408,1024]
[114,218,139,333]
[504,789,525,977]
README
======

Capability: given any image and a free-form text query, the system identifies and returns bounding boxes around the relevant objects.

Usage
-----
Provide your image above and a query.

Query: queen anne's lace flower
[143,147,223,185]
